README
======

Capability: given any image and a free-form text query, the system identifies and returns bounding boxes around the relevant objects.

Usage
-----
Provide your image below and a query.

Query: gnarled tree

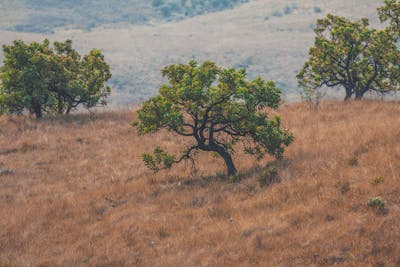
[133,60,293,176]
[297,14,400,101]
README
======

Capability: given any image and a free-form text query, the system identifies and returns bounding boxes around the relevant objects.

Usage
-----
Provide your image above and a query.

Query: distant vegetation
[9,0,152,33]
[5,0,249,33]
[152,0,249,18]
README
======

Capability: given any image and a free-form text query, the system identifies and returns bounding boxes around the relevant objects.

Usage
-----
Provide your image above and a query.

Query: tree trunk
[57,95,63,114]
[344,87,352,101]
[217,149,237,176]
[33,105,42,119]
[66,103,72,114]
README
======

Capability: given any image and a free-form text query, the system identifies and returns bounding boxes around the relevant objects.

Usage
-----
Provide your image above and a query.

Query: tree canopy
[0,39,111,118]
[297,14,400,100]
[378,0,400,37]
[133,60,293,176]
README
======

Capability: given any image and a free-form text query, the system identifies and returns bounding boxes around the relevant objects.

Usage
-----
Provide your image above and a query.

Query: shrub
[348,156,358,166]
[367,197,385,210]
[370,176,385,185]
[258,163,279,186]
[272,10,283,17]
[313,6,322,13]
[283,5,292,15]
[339,180,351,194]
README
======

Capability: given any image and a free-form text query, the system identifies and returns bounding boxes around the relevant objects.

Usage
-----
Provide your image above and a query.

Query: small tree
[133,60,293,176]
[297,14,400,101]
[0,39,111,118]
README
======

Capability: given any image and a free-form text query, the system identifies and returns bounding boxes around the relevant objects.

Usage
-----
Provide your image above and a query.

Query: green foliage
[258,163,279,186]
[378,0,400,38]
[0,39,111,118]
[142,146,176,173]
[297,14,400,100]
[133,60,293,176]
[367,197,386,210]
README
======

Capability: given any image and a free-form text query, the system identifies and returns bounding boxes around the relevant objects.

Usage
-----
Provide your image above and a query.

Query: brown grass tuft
[1,100,400,266]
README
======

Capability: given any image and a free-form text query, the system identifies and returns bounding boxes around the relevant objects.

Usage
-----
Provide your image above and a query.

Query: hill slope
[0,0,383,105]
[1,101,400,266]
[0,0,249,33]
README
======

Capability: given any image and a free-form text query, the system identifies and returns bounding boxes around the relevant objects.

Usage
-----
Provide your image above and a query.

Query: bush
[258,163,279,186]
[314,6,322,13]
[272,10,283,17]
[367,197,385,210]
[348,156,358,166]
[370,176,385,185]
[283,5,292,15]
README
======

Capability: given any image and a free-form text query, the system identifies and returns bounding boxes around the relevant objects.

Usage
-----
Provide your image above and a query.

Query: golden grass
[1,100,400,266]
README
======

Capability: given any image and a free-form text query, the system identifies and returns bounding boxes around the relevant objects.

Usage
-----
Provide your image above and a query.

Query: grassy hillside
[1,101,400,266]
[0,0,384,106]
[0,0,248,33]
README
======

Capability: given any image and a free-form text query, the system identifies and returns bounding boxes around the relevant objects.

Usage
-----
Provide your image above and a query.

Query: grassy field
[1,100,399,266]
[0,0,384,106]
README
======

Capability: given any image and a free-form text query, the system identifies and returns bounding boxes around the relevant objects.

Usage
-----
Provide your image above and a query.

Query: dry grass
[1,100,400,266]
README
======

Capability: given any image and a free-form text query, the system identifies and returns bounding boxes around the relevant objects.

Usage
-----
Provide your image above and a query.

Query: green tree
[132,60,293,176]
[0,39,111,118]
[378,0,400,38]
[297,14,400,100]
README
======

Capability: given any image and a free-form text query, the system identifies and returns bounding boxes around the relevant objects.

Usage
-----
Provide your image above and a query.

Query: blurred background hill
[0,0,382,106]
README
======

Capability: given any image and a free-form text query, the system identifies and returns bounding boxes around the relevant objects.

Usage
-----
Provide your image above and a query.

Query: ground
[1,100,400,266]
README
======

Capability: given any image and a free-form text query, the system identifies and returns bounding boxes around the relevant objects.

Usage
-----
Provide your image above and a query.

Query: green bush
[367,197,385,210]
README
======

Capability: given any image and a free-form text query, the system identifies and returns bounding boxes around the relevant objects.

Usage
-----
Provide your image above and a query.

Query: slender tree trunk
[57,95,63,114]
[33,105,42,119]
[344,87,352,101]
[66,103,72,114]
[217,149,237,176]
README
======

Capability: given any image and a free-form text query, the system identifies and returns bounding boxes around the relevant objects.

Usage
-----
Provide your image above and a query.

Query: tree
[378,0,400,38]
[0,39,111,118]
[132,60,293,176]
[297,14,400,101]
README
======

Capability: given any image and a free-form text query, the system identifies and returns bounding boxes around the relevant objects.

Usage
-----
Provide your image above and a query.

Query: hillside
[0,0,248,33]
[1,101,400,266]
[0,0,383,105]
